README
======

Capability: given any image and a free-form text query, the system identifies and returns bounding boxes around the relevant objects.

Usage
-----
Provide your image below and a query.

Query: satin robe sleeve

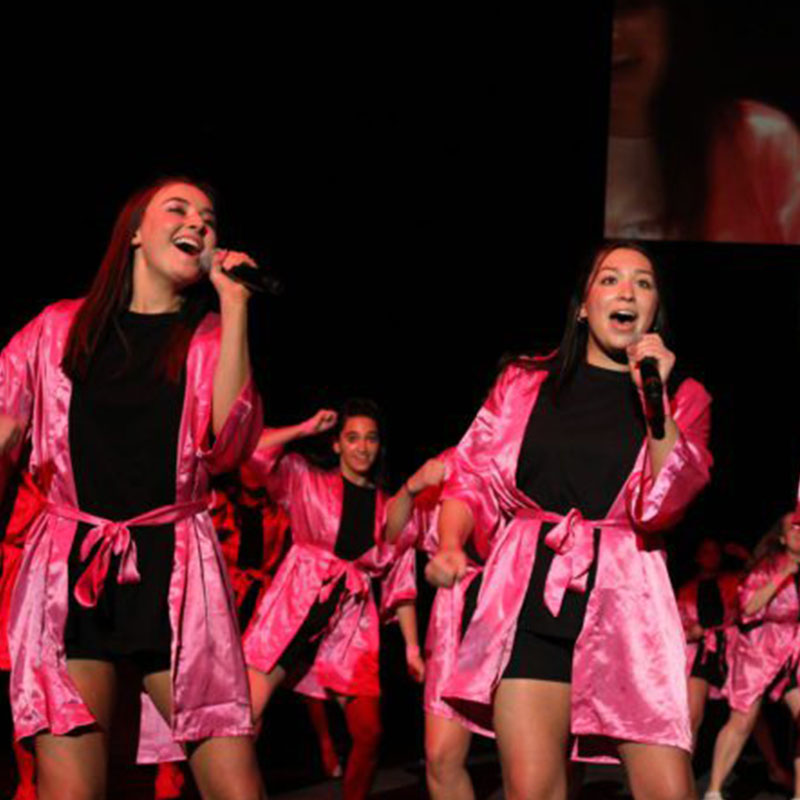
[626,378,712,532]
[244,443,308,513]
[738,559,786,623]
[440,366,521,540]
[197,376,263,475]
[0,312,45,497]
[379,545,418,622]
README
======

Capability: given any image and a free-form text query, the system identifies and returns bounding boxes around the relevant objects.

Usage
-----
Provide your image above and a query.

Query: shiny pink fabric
[0,300,263,763]
[677,572,740,699]
[724,558,800,713]
[243,446,415,698]
[440,361,712,762]
[0,473,43,670]
[390,451,495,737]
[705,100,800,244]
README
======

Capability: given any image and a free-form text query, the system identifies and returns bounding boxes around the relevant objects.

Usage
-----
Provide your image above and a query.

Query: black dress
[63,311,185,674]
[503,361,646,682]
[277,476,377,674]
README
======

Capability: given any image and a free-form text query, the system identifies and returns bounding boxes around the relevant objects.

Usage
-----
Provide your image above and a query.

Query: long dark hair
[503,240,671,400]
[62,176,216,383]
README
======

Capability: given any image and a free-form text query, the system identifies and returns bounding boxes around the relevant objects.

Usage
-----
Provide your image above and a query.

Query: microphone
[199,249,283,295]
[639,357,665,440]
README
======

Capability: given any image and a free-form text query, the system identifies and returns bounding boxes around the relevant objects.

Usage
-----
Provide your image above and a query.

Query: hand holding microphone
[199,248,283,296]
[626,333,675,440]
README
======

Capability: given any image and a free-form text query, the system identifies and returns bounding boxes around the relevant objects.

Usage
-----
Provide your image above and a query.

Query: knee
[425,740,465,786]
[725,710,754,739]
[213,775,265,800]
[348,711,382,753]
[504,763,562,800]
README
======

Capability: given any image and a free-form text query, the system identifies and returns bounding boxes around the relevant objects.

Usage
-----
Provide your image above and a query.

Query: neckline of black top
[578,360,632,382]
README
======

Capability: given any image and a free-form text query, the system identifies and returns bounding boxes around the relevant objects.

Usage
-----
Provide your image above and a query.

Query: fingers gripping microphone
[199,250,283,295]
[639,357,665,440]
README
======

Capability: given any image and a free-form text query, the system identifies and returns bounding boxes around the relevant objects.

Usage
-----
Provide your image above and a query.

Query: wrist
[405,643,420,661]
[404,479,420,497]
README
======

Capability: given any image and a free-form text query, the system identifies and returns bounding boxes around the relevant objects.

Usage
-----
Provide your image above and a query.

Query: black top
[64,311,185,657]
[515,361,646,639]
[334,478,377,562]
[697,578,725,629]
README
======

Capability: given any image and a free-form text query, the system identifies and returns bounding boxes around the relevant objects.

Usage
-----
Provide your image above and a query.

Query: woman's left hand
[626,333,676,391]
[406,648,425,683]
[208,249,255,306]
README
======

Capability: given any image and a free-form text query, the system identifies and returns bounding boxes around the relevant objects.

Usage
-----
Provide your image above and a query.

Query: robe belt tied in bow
[47,500,208,608]
[517,507,624,617]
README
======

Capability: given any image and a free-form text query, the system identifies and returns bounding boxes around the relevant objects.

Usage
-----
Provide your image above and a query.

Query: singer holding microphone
[427,242,713,800]
[0,177,267,800]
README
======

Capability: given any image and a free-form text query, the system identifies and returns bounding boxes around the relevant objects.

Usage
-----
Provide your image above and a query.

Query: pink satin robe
[723,558,800,713]
[390,452,493,738]
[0,300,263,762]
[242,446,416,698]
[705,100,800,244]
[440,361,712,761]
[677,572,740,697]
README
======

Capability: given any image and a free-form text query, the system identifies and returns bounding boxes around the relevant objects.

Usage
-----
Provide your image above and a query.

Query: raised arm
[384,458,446,545]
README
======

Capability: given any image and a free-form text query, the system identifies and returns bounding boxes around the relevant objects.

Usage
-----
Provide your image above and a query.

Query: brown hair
[61,176,216,383]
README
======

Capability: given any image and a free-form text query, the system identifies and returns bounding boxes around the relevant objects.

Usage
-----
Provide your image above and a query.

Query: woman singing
[0,177,266,800]
[243,400,428,800]
[705,511,800,799]
[427,242,713,799]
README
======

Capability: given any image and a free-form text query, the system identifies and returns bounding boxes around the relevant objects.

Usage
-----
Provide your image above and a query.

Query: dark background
[1,3,798,792]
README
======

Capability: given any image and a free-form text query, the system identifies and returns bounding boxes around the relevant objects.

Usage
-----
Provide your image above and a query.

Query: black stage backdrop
[2,4,798,791]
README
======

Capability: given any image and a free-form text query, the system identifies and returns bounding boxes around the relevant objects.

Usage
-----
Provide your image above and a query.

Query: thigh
[35,660,117,800]
[493,678,572,797]
[425,712,472,766]
[618,741,695,800]
[340,694,382,741]
[188,735,265,800]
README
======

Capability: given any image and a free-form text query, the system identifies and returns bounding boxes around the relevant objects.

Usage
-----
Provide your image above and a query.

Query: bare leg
[782,688,800,797]
[336,694,381,800]
[247,665,286,728]
[304,697,342,777]
[619,741,696,800]
[707,700,761,793]
[687,677,709,744]
[493,678,571,800]
[752,710,792,789]
[425,712,474,800]
[34,659,116,800]
[144,670,266,800]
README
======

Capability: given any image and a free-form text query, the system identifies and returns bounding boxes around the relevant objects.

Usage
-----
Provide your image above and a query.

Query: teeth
[173,237,201,254]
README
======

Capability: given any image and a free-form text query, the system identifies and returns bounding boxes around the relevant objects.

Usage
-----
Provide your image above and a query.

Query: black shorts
[502,629,574,683]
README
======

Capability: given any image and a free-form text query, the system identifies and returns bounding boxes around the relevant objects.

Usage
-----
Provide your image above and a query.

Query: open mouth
[609,310,638,328]
[173,236,202,256]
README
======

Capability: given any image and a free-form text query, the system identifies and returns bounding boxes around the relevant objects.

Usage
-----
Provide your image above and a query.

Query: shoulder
[720,100,800,166]
[493,351,555,396]
[4,298,82,348]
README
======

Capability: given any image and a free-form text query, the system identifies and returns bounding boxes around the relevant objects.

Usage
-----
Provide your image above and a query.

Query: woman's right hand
[0,415,22,458]
[299,409,338,438]
[425,547,467,588]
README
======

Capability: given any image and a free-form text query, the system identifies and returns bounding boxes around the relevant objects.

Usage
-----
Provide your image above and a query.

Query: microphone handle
[639,357,665,440]
[221,263,283,296]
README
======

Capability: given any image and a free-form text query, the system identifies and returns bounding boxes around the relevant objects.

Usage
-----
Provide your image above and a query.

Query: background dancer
[428,242,712,799]
[243,400,429,800]
[386,449,491,800]
[705,511,800,799]
[0,177,266,800]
